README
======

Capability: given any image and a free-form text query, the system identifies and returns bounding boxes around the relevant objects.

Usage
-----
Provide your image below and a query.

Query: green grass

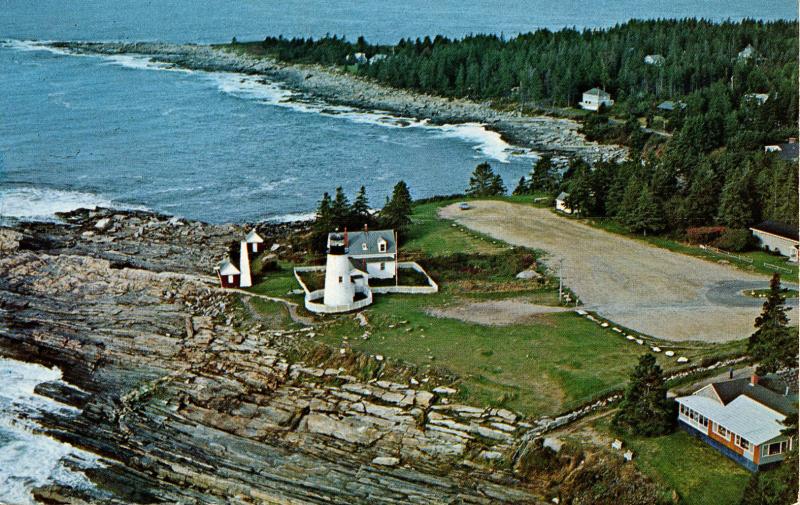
[245,199,749,419]
[403,200,508,256]
[625,430,750,505]
[314,289,723,417]
[744,287,798,299]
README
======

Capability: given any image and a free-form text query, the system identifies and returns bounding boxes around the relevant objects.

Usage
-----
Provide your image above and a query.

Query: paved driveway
[440,201,798,342]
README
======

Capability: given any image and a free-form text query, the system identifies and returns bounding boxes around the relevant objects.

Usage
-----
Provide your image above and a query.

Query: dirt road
[440,201,798,342]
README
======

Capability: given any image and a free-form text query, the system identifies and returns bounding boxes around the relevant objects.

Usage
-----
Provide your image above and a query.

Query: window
[735,435,750,451]
[714,424,730,440]
[362,243,368,251]
[338,276,343,283]
[380,262,385,271]
[228,275,234,283]
[767,440,790,456]
[378,240,386,253]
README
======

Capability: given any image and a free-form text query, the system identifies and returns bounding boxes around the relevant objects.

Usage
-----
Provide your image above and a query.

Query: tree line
[310,181,412,252]
[249,19,798,241]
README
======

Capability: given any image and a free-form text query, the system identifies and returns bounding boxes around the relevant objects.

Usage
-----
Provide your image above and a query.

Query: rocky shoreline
[1,209,668,504]
[48,41,627,164]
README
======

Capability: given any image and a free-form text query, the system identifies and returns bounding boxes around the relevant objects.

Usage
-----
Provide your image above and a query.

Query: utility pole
[558,258,564,304]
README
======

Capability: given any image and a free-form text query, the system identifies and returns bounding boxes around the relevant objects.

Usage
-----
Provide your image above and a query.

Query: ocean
[0,1,796,502]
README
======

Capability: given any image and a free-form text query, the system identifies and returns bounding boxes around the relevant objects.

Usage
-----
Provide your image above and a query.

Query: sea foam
[0,358,102,505]
[0,187,147,221]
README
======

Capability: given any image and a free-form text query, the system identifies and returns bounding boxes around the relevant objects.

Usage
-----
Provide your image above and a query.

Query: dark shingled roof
[751,221,799,242]
[712,377,798,416]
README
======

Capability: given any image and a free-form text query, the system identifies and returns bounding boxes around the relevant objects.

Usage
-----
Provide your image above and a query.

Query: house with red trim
[676,373,797,471]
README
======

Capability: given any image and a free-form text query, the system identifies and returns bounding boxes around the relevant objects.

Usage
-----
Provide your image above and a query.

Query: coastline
[47,41,627,164]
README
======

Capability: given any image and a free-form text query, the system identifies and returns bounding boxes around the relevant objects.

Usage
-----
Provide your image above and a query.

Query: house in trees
[350,52,368,64]
[676,373,797,471]
[749,221,799,263]
[738,44,757,61]
[657,100,686,112]
[555,191,573,214]
[764,138,799,162]
[744,93,769,106]
[644,54,665,66]
[579,88,614,111]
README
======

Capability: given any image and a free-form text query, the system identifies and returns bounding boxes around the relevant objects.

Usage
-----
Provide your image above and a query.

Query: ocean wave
[0,358,102,505]
[0,187,147,221]
[207,70,525,164]
[267,211,317,223]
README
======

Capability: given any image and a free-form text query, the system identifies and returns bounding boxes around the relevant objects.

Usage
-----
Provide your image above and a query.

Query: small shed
[245,229,265,253]
[352,52,368,64]
[216,260,241,288]
[555,192,573,214]
[750,221,799,263]
[579,88,614,112]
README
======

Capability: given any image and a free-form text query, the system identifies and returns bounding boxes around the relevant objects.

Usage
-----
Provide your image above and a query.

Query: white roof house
[738,44,756,60]
[676,374,797,471]
[579,88,614,112]
[555,191,573,214]
[744,93,769,105]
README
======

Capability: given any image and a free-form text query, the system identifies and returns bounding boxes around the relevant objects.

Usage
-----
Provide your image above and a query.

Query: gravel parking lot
[440,201,798,342]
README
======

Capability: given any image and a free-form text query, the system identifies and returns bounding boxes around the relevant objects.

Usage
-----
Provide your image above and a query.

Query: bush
[713,228,753,252]
[686,226,727,244]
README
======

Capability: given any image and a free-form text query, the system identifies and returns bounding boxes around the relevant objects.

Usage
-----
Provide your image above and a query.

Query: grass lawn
[245,198,749,419]
[582,417,751,505]
[625,430,750,505]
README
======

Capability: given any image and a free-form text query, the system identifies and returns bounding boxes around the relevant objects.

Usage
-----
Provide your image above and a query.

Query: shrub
[713,228,753,252]
[686,226,726,244]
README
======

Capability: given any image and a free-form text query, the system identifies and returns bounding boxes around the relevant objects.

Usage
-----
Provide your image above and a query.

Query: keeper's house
[676,374,797,471]
[749,221,799,263]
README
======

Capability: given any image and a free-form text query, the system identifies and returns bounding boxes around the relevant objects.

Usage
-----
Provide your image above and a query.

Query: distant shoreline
[47,41,627,164]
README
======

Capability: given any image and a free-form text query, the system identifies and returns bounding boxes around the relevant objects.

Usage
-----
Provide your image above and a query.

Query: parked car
[459,202,471,210]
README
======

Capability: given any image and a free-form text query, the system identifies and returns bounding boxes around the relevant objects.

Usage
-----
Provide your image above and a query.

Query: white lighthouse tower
[239,241,252,288]
[323,230,355,307]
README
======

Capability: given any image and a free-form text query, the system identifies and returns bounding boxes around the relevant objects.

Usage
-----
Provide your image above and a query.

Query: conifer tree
[628,187,665,236]
[748,274,796,374]
[529,155,557,194]
[380,181,413,232]
[612,354,673,436]
[311,192,333,252]
[331,186,351,228]
[717,164,754,228]
[467,162,506,197]
[512,176,529,196]
[352,185,371,223]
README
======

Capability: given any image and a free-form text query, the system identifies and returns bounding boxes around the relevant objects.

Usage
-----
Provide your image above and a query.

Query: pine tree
[564,159,595,217]
[330,186,351,228]
[717,164,753,228]
[628,187,665,236]
[311,192,333,252]
[612,354,673,436]
[529,155,557,194]
[513,176,529,195]
[352,185,371,223]
[748,274,796,374]
[466,162,505,196]
[380,181,413,233]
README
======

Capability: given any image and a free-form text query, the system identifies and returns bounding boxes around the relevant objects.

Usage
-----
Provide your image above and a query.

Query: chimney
[750,374,759,387]
[788,137,797,144]
[364,223,368,233]
[343,227,348,248]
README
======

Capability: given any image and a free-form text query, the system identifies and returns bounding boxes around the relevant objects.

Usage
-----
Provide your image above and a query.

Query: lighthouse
[239,241,252,288]
[323,230,355,307]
